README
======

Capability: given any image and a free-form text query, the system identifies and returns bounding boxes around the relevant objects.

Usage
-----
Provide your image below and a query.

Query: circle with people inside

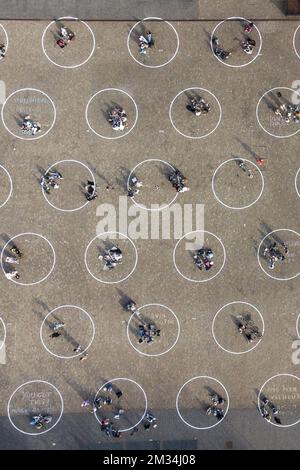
[256,87,300,138]
[85,232,138,284]
[1,88,56,140]
[41,160,96,212]
[176,376,229,429]
[169,87,222,139]
[42,17,95,68]
[212,301,264,355]
[93,378,148,433]
[127,17,179,68]
[126,303,180,357]
[257,228,300,281]
[212,157,264,209]
[85,88,138,140]
[210,17,262,67]
[258,374,300,427]
[0,233,56,286]
[7,380,63,435]
[0,164,13,209]
[40,305,95,359]
[127,159,189,210]
[173,230,226,283]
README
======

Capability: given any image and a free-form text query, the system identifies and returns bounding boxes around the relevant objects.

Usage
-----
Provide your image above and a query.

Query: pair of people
[212,37,231,61]
[56,25,75,48]
[138,323,160,344]
[138,31,154,54]
[237,315,262,343]
[169,169,189,193]
[264,241,288,270]
[85,180,98,201]
[41,169,63,194]
[128,176,143,198]
[187,97,210,116]
[30,414,52,429]
[99,246,123,270]
[275,103,300,123]
[21,115,41,135]
[193,247,214,271]
[108,106,128,131]
[241,37,256,54]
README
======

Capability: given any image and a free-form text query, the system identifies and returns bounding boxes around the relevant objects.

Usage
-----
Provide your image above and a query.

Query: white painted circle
[173,230,226,283]
[40,305,95,359]
[94,377,147,432]
[0,164,13,209]
[293,24,300,60]
[212,301,265,355]
[85,88,138,140]
[257,229,300,281]
[210,17,262,68]
[169,87,222,140]
[7,380,64,435]
[0,232,56,286]
[41,159,95,212]
[0,23,9,57]
[0,317,7,353]
[127,17,179,68]
[127,158,179,211]
[84,231,138,284]
[127,303,180,357]
[1,88,56,141]
[176,376,230,430]
[211,158,264,210]
[295,168,300,199]
[258,374,300,428]
[41,16,96,69]
[256,87,300,139]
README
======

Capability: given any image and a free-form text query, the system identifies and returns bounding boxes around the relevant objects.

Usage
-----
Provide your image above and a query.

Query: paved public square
[0,0,300,451]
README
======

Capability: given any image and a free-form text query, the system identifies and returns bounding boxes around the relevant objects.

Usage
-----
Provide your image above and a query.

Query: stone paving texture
[0,0,299,450]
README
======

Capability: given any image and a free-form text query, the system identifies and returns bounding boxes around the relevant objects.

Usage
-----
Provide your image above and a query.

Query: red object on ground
[256,158,264,166]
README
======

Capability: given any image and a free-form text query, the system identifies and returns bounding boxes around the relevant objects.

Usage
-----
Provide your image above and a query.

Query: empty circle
[85,88,138,140]
[256,87,300,139]
[169,88,222,139]
[42,17,95,68]
[127,17,179,68]
[212,301,264,355]
[0,232,56,286]
[0,164,13,209]
[257,229,300,281]
[210,17,262,68]
[0,317,6,353]
[127,159,179,211]
[94,378,147,432]
[40,305,95,359]
[1,88,56,140]
[176,376,229,430]
[293,24,300,60]
[127,303,180,357]
[258,374,300,427]
[85,231,138,284]
[7,380,64,435]
[212,158,264,210]
[173,230,226,283]
[41,160,95,212]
